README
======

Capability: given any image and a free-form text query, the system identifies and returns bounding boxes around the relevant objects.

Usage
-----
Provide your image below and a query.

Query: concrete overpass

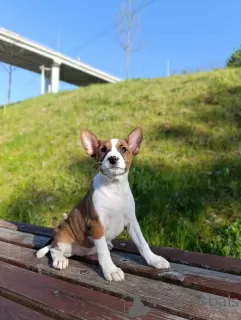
[0,28,121,94]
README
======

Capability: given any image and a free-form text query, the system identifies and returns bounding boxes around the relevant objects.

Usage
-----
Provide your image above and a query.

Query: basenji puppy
[36,127,170,281]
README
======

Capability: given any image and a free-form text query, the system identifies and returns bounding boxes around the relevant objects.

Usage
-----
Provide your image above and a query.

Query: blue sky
[0,0,241,104]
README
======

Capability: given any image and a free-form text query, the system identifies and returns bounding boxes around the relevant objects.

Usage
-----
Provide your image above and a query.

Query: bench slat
[81,250,241,300]
[1,227,241,300]
[0,296,53,320]
[2,219,241,275]
[1,241,241,320]
[112,239,241,275]
[0,227,49,249]
[0,219,53,237]
[109,251,241,300]
[0,260,184,320]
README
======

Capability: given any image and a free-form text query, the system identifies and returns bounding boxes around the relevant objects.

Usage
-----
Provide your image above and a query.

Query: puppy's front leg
[127,217,170,269]
[91,222,124,282]
[94,236,124,281]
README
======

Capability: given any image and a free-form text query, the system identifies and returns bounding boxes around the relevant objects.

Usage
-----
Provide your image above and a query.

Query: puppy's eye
[100,146,107,153]
[120,146,127,153]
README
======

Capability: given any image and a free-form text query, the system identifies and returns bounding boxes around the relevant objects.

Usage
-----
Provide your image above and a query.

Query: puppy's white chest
[92,174,134,240]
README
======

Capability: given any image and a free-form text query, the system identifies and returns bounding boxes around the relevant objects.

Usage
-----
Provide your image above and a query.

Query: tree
[226,46,241,68]
[116,0,142,79]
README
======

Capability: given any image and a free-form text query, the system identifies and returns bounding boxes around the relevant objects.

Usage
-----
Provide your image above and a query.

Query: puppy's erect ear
[81,128,100,157]
[127,127,143,156]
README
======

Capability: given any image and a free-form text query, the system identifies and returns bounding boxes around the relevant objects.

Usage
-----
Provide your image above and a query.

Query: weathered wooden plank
[0,219,52,237]
[2,219,241,275]
[80,250,241,300]
[1,242,241,320]
[0,227,49,249]
[1,226,241,300]
[112,239,241,275]
[0,261,184,320]
[0,296,53,320]
[109,251,241,300]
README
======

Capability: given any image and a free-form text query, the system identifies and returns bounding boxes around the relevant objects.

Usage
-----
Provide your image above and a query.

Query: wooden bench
[1,219,241,319]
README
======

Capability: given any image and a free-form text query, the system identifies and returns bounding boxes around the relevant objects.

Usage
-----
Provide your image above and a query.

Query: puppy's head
[80,127,143,178]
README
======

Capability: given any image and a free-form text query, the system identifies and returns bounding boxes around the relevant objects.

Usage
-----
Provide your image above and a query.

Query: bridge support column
[40,65,51,94]
[45,75,51,93]
[51,60,61,93]
[40,65,45,95]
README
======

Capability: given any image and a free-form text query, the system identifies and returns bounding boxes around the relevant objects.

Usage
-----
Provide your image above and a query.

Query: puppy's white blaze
[110,138,118,151]
[109,139,121,159]
[36,245,51,258]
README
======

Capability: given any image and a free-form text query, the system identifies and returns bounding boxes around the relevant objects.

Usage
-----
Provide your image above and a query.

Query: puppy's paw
[148,254,170,269]
[102,264,125,282]
[53,256,69,270]
[107,241,113,251]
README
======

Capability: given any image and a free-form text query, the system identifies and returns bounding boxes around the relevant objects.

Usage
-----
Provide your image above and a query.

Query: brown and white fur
[36,127,170,281]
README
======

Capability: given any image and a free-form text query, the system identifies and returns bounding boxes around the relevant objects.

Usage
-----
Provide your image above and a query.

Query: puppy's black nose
[108,156,119,165]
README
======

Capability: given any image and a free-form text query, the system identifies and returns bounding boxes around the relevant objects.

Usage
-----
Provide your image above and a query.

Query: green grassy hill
[1,68,241,258]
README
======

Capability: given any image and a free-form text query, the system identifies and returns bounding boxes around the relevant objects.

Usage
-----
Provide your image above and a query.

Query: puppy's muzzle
[108,156,119,165]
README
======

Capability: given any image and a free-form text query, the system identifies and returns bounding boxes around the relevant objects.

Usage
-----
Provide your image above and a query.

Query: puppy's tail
[63,212,68,220]
[36,245,51,258]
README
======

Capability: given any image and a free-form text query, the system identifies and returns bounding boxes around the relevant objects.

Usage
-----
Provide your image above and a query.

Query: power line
[73,0,156,54]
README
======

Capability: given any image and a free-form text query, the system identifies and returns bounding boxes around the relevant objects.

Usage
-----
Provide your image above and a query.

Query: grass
[1,68,241,258]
